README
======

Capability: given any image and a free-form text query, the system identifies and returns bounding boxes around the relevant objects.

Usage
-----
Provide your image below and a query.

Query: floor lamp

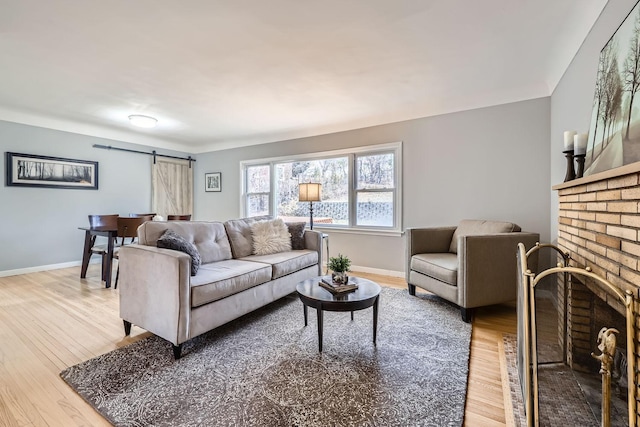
[299,183,322,230]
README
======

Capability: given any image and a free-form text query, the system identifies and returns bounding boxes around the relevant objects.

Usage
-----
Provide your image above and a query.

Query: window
[355,152,395,227]
[241,142,401,232]
[245,164,270,217]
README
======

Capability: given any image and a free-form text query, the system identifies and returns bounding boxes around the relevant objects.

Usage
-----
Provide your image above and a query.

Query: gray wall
[195,97,551,273]
[0,120,189,272]
[550,0,638,244]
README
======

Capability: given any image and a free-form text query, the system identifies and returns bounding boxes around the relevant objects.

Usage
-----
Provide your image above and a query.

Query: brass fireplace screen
[516,242,638,427]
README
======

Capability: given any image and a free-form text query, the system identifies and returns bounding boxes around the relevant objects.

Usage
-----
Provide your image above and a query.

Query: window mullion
[269,162,276,217]
[349,153,355,227]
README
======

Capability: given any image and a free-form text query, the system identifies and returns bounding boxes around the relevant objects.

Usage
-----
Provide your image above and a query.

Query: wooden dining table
[79,225,118,288]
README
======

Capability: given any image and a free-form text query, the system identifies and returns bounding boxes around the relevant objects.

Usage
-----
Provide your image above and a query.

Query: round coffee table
[296,276,381,352]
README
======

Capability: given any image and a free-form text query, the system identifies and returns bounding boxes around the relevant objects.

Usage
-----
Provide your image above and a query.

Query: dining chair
[131,213,156,219]
[113,215,154,288]
[167,214,191,220]
[87,214,119,281]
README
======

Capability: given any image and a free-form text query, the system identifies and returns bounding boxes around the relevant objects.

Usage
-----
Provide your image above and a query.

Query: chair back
[88,214,118,229]
[168,214,191,221]
[117,215,153,243]
[131,213,156,219]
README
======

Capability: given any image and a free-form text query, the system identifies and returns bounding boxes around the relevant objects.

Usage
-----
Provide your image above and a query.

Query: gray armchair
[406,219,539,322]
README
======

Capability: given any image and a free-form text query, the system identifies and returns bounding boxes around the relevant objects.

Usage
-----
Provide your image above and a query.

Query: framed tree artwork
[205,172,221,192]
[585,0,640,176]
[5,152,98,189]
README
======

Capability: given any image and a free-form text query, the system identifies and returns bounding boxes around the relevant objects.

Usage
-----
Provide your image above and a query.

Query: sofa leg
[172,344,183,360]
[408,284,416,296]
[123,320,132,336]
[461,308,473,323]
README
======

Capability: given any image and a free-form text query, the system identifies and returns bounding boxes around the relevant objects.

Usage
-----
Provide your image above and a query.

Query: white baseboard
[349,265,405,278]
[0,259,99,278]
[1,260,404,280]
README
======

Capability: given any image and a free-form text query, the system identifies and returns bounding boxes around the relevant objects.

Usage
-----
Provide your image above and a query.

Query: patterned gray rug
[61,287,472,426]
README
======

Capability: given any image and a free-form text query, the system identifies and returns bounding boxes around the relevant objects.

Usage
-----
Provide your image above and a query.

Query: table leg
[317,307,323,352]
[303,304,308,326]
[104,234,115,288]
[351,311,354,321]
[373,296,379,345]
[80,231,92,278]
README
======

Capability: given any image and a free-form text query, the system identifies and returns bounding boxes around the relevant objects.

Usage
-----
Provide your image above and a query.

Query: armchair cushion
[410,253,458,286]
[449,219,521,254]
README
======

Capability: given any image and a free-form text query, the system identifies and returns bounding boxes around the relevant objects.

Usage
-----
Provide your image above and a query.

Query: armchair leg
[172,344,183,360]
[461,308,473,323]
[123,320,132,335]
[408,284,416,296]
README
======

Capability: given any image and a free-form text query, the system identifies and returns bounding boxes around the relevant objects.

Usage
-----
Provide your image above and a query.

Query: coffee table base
[301,296,379,352]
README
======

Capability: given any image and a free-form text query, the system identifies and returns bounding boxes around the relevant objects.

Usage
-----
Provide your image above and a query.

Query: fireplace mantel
[553,161,640,191]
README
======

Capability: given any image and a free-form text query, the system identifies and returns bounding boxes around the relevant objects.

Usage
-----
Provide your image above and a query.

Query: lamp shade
[299,183,321,202]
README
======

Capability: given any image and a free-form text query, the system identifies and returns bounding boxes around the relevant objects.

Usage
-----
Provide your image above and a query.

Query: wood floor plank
[0,267,516,426]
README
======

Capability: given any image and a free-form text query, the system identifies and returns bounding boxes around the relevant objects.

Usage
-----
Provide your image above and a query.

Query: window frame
[244,163,271,218]
[240,142,402,235]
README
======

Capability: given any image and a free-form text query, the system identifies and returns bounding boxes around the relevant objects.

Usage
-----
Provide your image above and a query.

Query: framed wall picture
[585,0,640,176]
[5,152,98,190]
[205,172,221,192]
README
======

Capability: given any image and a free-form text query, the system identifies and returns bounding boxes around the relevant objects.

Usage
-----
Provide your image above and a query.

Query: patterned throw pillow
[251,219,292,255]
[286,222,306,250]
[157,229,201,276]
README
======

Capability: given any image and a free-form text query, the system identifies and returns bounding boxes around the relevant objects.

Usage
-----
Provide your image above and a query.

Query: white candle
[564,130,577,151]
[574,133,588,155]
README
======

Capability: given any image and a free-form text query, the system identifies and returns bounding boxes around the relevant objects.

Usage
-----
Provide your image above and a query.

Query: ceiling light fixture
[128,114,158,128]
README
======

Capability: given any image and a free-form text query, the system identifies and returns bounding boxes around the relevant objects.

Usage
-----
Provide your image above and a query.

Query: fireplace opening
[563,275,629,426]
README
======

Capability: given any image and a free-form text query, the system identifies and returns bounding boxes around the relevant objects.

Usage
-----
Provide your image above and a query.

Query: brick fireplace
[554,163,640,423]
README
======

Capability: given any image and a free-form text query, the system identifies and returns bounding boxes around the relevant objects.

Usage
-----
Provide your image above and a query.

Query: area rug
[61,288,472,426]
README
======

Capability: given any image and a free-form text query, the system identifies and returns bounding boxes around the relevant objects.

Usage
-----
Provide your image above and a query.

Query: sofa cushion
[449,220,521,254]
[156,229,201,276]
[137,221,232,263]
[190,259,272,307]
[410,253,458,286]
[241,250,318,279]
[224,218,257,258]
[251,218,291,255]
[286,222,306,250]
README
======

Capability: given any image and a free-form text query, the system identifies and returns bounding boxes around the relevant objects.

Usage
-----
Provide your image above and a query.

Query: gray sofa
[406,219,539,322]
[118,218,322,358]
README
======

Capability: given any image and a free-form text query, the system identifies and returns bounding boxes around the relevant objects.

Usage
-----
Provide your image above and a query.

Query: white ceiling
[0,0,608,153]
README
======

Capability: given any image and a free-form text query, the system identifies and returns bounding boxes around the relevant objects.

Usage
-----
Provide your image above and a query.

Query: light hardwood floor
[0,266,516,426]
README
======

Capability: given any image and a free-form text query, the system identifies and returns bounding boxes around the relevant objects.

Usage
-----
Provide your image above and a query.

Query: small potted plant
[328,253,351,285]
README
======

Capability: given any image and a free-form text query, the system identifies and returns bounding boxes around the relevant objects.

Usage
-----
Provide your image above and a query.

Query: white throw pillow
[251,219,292,255]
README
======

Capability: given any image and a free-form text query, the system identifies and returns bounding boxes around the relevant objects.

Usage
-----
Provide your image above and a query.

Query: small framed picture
[205,172,221,192]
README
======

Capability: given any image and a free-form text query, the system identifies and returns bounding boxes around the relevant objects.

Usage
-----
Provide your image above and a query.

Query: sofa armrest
[458,232,539,308]
[303,229,323,275]
[119,244,192,346]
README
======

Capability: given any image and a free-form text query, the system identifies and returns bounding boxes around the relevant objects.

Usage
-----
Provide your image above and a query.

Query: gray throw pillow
[286,222,306,250]
[157,229,201,276]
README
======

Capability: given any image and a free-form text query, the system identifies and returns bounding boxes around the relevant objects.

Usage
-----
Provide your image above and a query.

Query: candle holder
[575,154,586,179]
[563,150,575,182]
